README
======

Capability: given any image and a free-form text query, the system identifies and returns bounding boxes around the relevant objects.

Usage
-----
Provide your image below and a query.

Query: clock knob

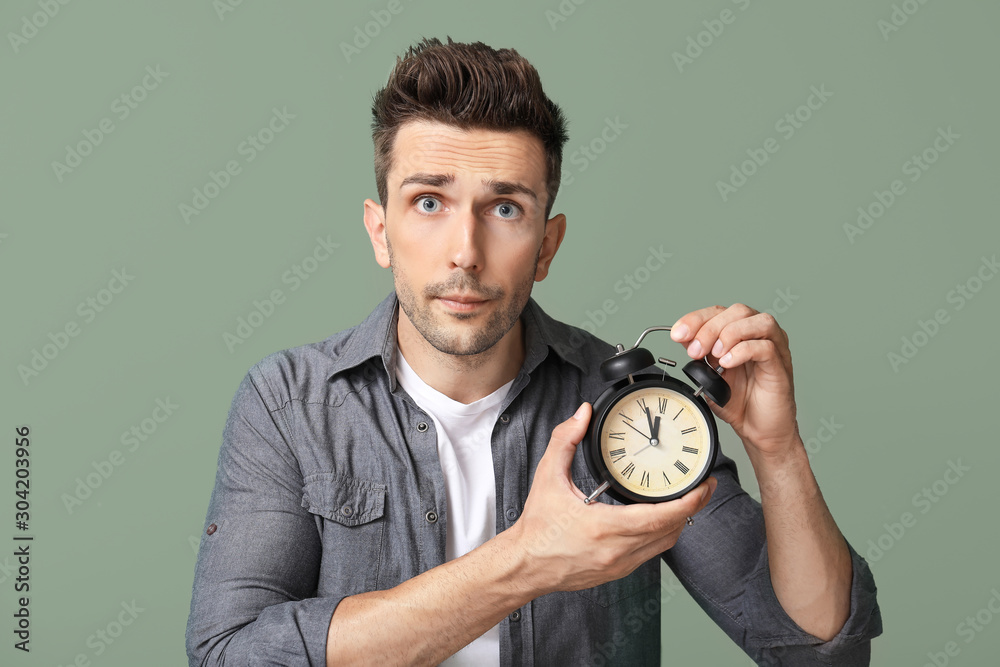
[599,347,656,381]
[682,359,731,407]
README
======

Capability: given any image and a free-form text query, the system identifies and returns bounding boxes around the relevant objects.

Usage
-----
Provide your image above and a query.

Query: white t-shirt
[395,349,513,667]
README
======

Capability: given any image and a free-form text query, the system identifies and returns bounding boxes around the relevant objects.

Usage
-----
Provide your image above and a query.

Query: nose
[448,208,484,272]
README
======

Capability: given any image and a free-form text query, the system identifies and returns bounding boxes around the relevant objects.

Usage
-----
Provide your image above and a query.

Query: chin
[429,323,503,357]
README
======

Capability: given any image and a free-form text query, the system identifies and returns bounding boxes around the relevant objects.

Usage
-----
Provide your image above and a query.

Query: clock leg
[584,481,611,504]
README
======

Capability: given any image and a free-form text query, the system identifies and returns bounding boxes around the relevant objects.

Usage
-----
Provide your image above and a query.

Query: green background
[3,1,997,664]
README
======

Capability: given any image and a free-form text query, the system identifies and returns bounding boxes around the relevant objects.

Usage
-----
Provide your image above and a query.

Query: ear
[535,212,567,282]
[363,198,391,269]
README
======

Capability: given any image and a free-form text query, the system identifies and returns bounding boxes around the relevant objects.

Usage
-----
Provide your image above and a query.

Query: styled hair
[371,36,569,219]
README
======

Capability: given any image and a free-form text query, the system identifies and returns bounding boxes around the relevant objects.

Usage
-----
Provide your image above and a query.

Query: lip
[437,294,489,311]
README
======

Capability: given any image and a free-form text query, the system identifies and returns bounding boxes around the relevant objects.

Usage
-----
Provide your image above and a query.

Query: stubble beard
[388,237,538,358]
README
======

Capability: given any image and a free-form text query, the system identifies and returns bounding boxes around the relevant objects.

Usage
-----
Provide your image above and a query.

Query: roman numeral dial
[599,384,712,498]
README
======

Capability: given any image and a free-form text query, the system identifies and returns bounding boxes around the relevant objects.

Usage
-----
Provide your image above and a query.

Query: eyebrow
[399,173,539,204]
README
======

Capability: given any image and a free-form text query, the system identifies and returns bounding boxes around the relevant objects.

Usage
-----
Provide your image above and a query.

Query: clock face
[599,385,712,499]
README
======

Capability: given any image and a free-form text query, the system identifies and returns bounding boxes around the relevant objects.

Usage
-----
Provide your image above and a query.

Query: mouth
[436,294,490,312]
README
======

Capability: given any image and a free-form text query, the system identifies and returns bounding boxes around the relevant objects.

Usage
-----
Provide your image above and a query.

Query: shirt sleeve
[186,369,341,666]
[660,451,883,666]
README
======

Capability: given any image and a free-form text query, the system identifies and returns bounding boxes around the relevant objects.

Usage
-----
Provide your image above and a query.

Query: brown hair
[371,37,569,219]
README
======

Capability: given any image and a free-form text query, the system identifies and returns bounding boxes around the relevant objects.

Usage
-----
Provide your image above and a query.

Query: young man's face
[364,120,565,357]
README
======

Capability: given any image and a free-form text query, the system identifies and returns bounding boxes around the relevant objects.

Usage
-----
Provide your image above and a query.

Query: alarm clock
[582,326,731,505]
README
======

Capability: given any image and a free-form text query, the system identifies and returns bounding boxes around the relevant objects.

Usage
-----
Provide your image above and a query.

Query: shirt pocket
[571,476,661,608]
[301,472,387,596]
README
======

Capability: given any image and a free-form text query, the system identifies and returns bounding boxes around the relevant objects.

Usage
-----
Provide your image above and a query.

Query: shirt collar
[324,291,591,390]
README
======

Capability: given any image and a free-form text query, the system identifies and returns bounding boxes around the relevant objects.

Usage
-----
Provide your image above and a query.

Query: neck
[396,308,525,404]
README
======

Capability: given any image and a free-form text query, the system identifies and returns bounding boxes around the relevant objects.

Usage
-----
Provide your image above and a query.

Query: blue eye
[417,196,441,213]
[495,202,521,219]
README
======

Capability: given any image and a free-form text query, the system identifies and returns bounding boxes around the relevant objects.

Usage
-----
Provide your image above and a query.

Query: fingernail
[573,403,586,420]
[671,324,689,340]
[687,340,702,357]
[720,352,732,366]
[711,340,723,356]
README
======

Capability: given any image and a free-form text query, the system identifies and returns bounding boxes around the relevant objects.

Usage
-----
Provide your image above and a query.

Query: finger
[617,478,719,561]
[712,312,790,369]
[717,338,790,380]
[670,305,726,343]
[536,402,592,478]
[629,524,688,563]
[614,476,717,536]
[673,304,758,360]
[666,475,718,520]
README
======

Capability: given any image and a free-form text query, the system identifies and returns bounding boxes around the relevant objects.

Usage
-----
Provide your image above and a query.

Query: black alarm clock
[582,326,731,505]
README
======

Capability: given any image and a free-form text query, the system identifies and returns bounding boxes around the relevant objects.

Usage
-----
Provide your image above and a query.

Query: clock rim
[583,373,720,504]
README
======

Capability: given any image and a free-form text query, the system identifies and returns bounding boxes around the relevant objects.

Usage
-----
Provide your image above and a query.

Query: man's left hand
[670,304,798,458]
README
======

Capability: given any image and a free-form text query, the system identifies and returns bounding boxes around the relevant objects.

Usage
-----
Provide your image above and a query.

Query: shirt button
[417,421,429,432]
[509,610,522,622]
[505,508,518,521]
[425,510,438,523]
[499,414,510,424]
[341,505,354,517]
[206,523,217,536]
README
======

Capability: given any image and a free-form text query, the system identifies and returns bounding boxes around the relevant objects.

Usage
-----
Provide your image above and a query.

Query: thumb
[539,402,592,475]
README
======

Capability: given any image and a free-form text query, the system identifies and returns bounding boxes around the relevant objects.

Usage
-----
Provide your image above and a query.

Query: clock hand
[633,415,662,457]
[642,407,662,445]
[623,420,652,442]
[633,442,654,457]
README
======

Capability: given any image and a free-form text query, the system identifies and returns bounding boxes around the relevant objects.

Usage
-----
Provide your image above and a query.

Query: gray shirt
[186,292,882,666]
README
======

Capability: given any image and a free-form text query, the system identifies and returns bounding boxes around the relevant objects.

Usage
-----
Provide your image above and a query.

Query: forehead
[389,120,547,188]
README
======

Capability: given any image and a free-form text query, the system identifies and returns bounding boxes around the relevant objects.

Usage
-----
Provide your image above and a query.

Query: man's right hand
[503,402,717,597]
[325,402,716,666]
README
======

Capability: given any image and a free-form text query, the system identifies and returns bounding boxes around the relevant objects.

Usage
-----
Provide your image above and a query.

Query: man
[187,37,881,665]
